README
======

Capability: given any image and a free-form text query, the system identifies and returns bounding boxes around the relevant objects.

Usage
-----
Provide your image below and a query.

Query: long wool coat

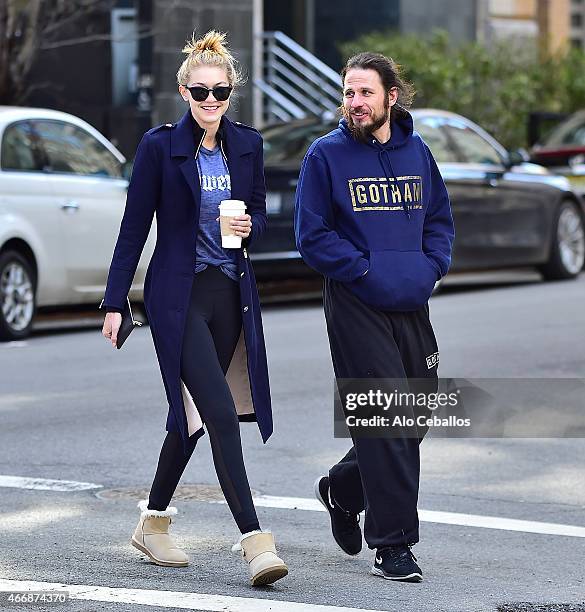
[100,110,273,455]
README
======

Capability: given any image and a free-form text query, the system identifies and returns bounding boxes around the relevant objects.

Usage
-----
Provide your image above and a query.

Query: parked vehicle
[531,110,585,169]
[252,109,585,284]
[0,107,155,341]
[530,109,585,196]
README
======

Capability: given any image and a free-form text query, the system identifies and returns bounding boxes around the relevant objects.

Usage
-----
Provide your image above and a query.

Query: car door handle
[61,201,80,211]
[487,178,499,188]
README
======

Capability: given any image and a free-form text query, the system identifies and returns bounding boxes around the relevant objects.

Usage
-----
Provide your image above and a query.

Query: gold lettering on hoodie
[348,176,423,212]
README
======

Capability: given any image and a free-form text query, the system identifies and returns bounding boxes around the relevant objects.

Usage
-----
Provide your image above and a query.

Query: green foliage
[340,29,585,149]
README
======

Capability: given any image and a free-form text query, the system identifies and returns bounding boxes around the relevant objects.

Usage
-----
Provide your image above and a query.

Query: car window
[556,121,585,146]
[415,117,459,163]
[1,121,43,172]
[544,113,585,147]
[443,120,503,165]
[32,120,122,177]
[263,121,333,165]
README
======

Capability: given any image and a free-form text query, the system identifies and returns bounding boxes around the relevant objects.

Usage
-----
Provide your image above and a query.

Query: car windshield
[544,112,585,147]
[263,120,334,165]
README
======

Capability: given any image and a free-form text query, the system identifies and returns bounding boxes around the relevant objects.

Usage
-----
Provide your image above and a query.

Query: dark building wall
[263,0,480,72]
[400,0,479,43]
[313,0,400,70]
[264,0,310,49]
[263,0,401,70]
[152,0,255,126]
[25,10,112,138]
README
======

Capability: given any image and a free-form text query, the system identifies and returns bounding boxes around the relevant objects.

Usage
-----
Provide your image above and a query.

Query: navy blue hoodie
[294,111,455,311]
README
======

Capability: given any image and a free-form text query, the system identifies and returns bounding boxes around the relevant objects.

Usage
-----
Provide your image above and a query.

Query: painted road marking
[248,495,585,539]
[0,475,101,491]
[0,579,384,612]
[3,474,584,539]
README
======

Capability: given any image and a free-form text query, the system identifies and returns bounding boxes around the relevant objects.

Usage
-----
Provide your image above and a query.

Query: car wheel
[0,250,36,341]
[540,200,585,280]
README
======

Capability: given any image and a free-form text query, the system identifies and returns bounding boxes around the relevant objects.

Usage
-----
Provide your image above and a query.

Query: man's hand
[102,312,122,348]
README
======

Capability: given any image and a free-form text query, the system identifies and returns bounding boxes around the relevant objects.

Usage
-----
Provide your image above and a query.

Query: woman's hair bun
[182,30,227,57]
[176,29,243,88]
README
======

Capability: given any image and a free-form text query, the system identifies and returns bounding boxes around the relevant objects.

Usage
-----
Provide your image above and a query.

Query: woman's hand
[102,312,122,348]
[229,214,252,239]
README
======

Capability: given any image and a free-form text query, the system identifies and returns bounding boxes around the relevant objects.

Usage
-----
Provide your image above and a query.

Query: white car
[0,106,155,340]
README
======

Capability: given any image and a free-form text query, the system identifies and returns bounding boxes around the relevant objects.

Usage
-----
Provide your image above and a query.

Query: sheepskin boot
[232,530,288,586]
[130,499,189,567]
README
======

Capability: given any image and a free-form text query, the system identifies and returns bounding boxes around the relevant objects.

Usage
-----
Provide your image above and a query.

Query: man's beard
[343,94,391,144]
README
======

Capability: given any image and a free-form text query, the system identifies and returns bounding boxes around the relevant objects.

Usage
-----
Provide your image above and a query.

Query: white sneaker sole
[131,537,189,567]
[314,476,362,557]
[313,476,328,511]
[371,566,422,582]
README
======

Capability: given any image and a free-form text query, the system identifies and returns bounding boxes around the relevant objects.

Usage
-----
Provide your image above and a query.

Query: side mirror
[505,148,530,168]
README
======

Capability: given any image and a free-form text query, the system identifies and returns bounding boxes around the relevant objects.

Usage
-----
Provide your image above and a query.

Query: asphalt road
[1,272,584,612]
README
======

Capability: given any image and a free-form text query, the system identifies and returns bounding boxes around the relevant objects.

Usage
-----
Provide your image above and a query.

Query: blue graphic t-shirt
[195,144,238,281]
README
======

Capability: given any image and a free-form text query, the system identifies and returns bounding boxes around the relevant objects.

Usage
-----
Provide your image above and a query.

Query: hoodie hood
[339,109,415,218]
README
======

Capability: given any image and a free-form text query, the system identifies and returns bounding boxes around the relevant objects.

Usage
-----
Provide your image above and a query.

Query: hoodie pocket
[348,249,440,311]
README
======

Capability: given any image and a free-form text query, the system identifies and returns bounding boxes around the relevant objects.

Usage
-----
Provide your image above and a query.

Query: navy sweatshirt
[294,111,455,311]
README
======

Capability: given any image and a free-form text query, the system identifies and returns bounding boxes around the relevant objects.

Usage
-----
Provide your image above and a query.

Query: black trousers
[324,277,439,549]
[148,266,260,534]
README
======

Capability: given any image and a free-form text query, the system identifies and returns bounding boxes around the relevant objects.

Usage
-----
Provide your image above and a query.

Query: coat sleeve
[294,150,369,282]
[422,143,455,279]
[100,131,160,311]
[242,136,267,248]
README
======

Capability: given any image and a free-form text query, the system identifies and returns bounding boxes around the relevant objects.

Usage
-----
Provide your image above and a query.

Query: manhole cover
[96,484,259,502]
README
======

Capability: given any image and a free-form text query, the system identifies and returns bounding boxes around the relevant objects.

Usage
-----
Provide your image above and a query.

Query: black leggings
[148,266,260,534]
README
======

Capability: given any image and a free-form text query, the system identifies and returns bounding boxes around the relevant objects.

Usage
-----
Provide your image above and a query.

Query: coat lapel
[170,110,254,209]
[218,118,254,201]
[171,110,203,208]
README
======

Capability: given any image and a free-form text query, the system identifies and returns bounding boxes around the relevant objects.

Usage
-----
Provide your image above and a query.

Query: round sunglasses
[186,85,233,102]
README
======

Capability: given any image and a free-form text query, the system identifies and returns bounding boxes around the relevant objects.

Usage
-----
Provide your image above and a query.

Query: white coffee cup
[218,199,247,248]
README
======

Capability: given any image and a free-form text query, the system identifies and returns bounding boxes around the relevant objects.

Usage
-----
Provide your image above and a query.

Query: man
[294,52,454,582]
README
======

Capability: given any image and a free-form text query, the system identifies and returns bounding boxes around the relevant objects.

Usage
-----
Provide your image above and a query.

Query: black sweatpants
[148,266,260,535]
[324,277,439,550]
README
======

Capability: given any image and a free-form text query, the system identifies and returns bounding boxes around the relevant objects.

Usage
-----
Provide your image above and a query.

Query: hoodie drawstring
[377,147,411,220]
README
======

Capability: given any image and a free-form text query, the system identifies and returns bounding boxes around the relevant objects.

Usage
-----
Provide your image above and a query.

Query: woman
[100,30,288,586]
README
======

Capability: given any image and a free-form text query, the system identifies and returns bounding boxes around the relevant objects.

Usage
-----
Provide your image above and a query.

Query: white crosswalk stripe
[0,475,101,491]
[3,474,584,538]
[236,494,585,538]
[0,579,385,612]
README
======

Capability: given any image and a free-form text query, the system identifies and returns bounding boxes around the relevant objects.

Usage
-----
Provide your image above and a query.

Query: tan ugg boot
[130,499,189,567]
[232,530,288,586]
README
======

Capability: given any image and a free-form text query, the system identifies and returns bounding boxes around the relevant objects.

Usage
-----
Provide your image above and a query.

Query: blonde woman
[100,31,288,586]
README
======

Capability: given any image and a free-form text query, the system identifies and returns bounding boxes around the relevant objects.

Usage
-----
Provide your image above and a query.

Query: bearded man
[294,52,455,582]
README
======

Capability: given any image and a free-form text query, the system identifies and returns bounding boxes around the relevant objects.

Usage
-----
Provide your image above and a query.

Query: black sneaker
[371,545,423,582]
[314,476,362,555]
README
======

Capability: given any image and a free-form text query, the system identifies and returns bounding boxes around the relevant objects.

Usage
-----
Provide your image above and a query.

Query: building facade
[20,0,575,156]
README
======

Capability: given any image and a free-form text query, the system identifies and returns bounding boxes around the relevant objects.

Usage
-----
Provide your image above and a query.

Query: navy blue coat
[100,110,272,455]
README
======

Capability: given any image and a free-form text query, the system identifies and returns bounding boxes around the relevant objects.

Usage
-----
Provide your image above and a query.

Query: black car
[249,110,585,283]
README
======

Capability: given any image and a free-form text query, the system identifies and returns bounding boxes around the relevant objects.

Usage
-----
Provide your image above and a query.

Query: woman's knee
[204,402,240,438]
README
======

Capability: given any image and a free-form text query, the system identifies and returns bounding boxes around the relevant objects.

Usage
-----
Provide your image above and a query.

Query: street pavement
[1,272,584,612]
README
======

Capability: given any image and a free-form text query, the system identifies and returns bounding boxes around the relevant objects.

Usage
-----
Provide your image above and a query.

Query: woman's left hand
[229,214,252,238]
